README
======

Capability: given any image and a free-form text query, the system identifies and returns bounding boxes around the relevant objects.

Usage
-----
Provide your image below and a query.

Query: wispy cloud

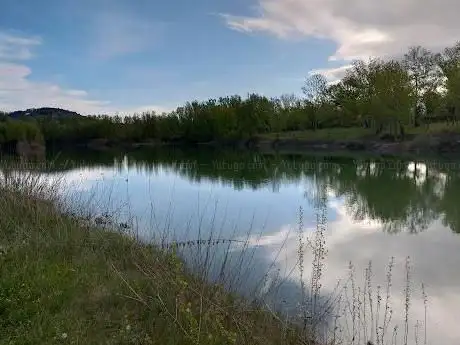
[308,64,353,84]
[222,0,460,62]
[0,61,111,114]
[0,60,172,115]
[89,11,165,59]
[118,104,174,116]
[0,31,111,114]
[0,31,42,60]
[0,30,172,115]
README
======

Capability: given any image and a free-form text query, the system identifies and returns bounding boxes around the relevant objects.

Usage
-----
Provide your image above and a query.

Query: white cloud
[0,32,112,114]
[0,31,170,115]
[0,32,41,60]
[118,104,174,116]
[308,64,353,84]
[0,62,112,114]
[223,0,460,62]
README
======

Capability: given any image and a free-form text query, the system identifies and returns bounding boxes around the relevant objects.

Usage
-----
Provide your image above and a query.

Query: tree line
[2,42,460,146]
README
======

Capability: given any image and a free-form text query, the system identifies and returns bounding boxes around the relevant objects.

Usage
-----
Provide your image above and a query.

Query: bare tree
[302,74,328,104]
[436,42,460,124]
[403,46,440,100]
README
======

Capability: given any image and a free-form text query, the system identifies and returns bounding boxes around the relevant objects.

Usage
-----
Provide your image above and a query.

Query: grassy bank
[0,166,431,345]
[259,122,460,141]
[253,123,460,158]
[0,177,304,345]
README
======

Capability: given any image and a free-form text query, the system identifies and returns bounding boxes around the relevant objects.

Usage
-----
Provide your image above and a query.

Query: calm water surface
[43,148,460,344]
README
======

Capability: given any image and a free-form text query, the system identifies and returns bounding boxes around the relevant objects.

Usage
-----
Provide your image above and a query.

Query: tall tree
[335,60,376,130]
[403,46,440,99]
[339,59,412,136]
[403,46,441,125]
[368,58,414,137]
[327,73,363,127]
[436,42,460,123]
[302,74,328,104]
[302,74,329,130]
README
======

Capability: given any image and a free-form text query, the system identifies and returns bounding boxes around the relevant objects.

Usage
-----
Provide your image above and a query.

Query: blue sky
[0,0,456,114]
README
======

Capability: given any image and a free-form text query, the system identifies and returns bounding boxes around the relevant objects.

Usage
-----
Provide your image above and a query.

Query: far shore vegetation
[2,43,460,150]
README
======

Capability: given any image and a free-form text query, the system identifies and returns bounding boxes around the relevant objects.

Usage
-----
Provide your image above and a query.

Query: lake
[25,148,460,344]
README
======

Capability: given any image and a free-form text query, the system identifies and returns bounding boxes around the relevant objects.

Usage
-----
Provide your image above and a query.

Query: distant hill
[8,107,83,119]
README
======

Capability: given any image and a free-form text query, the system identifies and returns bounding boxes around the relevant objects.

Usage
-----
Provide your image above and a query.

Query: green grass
[259,121,460,142]
[259,127,373,141]
[406,121,460,135]
[0,180,304,345]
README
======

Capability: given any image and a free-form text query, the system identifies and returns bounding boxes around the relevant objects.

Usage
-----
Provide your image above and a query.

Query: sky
[1,0,459,115]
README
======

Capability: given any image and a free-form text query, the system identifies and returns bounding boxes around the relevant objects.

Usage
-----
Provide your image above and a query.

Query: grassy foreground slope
[0,184,303,345]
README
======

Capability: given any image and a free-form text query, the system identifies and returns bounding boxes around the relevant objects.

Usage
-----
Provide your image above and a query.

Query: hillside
[8,107,83,119]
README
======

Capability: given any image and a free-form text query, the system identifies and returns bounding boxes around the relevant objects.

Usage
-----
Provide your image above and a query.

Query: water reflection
[6,148,460,344]
[244,200,460,345]
[42,148,460,235]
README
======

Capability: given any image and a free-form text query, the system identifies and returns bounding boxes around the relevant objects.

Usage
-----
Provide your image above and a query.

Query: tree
[436,42,460,124]
[337,59,413,137]
[403,46,440,99]
[327,77,362,127]
[403,46,441,125]
[421,89,443,122]
[368,59,414,138]
[302,74,328,104]
[335,60,375,129]
[302,74,329,130]
[279,94,298,110]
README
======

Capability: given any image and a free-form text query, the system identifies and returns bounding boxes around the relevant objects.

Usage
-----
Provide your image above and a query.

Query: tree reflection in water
[28,148,460,234]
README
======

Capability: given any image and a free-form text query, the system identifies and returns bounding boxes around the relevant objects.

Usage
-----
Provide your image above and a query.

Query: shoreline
[7,131,460,160]
[118,132,460,160]
[250,132,460,159]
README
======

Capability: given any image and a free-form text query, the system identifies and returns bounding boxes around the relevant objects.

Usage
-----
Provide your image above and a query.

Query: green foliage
[437,44,460,116]
[4,42,460,144]
[370,59,414,134]
[328,59,414,137]
[0,119,43,144]
[422,89,444,116]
